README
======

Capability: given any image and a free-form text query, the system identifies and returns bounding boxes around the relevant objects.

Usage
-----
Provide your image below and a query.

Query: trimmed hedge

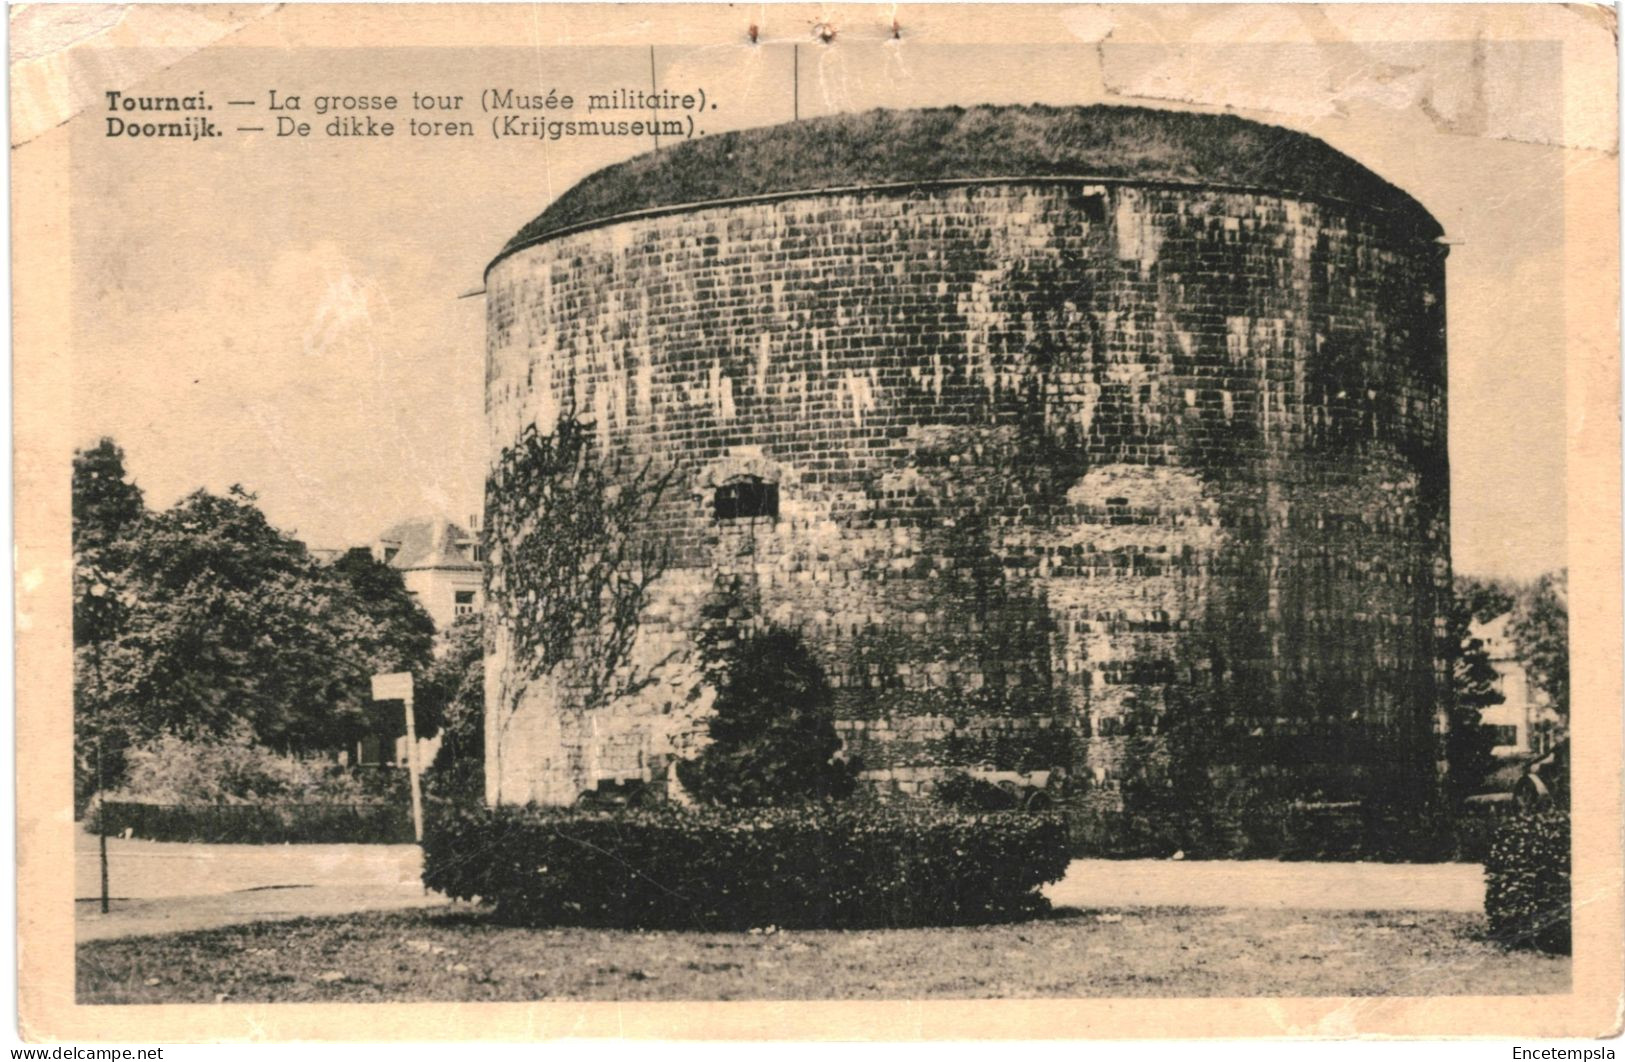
[88,800,414,845]
[1484,810,1571,954]
[422,802,1070,930]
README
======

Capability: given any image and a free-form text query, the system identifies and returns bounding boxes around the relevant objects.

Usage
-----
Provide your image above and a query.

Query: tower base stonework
[482,106,1452,854]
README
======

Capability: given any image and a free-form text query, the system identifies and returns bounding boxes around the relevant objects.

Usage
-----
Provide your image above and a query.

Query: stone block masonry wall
[483,179,1450,845]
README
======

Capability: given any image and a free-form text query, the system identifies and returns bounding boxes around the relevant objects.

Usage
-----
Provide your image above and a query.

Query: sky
[66,23,1578,579]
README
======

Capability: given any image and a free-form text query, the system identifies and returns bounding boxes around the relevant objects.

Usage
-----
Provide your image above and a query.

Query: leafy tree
[73,440,145,650]
[420,614,485,803]
[1446,577,1504,805]
[1456,576,1518,627]
[73,459,438,804]
[73,439,148,805]
[330,548,437,683]
[72,438,144,552]
[680,584,856,807]
[327,547,440,760]
[1512,570,1569,723]
[95,486,371,751]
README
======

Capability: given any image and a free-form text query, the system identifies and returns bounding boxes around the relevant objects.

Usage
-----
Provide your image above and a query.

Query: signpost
[371,671,423,844]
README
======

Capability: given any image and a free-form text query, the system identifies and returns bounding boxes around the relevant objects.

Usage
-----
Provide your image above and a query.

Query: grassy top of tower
[492,104,1443,268]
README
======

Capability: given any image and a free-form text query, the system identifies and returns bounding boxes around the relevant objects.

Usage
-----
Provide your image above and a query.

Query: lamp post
[97,737,108,914]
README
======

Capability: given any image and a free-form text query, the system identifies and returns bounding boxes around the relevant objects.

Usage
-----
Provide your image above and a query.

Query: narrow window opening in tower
[1071,190,1107,223]
[714,476,779,521]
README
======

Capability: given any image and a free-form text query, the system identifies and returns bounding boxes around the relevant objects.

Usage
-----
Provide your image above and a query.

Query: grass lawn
[77,905,1569,1003]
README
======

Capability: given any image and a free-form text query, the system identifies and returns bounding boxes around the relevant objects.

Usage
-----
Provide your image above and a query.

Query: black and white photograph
[11,1,1621,1043]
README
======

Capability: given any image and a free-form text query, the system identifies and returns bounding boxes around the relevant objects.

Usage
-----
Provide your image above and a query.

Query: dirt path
[1049,858,1485,912]
[77,832,422,899]
[75,832,438,942]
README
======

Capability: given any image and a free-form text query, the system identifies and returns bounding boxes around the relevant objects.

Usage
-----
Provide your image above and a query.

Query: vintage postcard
[12,2,1622,1042]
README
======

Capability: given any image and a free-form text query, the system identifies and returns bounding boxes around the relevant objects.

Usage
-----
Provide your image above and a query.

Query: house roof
[492,104,1442,270]
[375,518,482,572]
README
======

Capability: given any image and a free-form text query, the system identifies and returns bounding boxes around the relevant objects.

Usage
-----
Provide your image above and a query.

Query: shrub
[422,802,1070,930]
[422,753,484,805]
[88,800,414,844]
[350,766,409,803]
[680,589,856,806]
[1484,810,1570,953]
[111,722,372,805]
[934,771,1021,812]
[420,615,485,806]
[1450,800,1511,863]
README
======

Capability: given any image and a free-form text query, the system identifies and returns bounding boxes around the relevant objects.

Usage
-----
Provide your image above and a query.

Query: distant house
[1470,612,1561,759]
[372,517,484,631]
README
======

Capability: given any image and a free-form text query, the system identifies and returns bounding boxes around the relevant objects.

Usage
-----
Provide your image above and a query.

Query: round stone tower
[483,105,1451,851]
